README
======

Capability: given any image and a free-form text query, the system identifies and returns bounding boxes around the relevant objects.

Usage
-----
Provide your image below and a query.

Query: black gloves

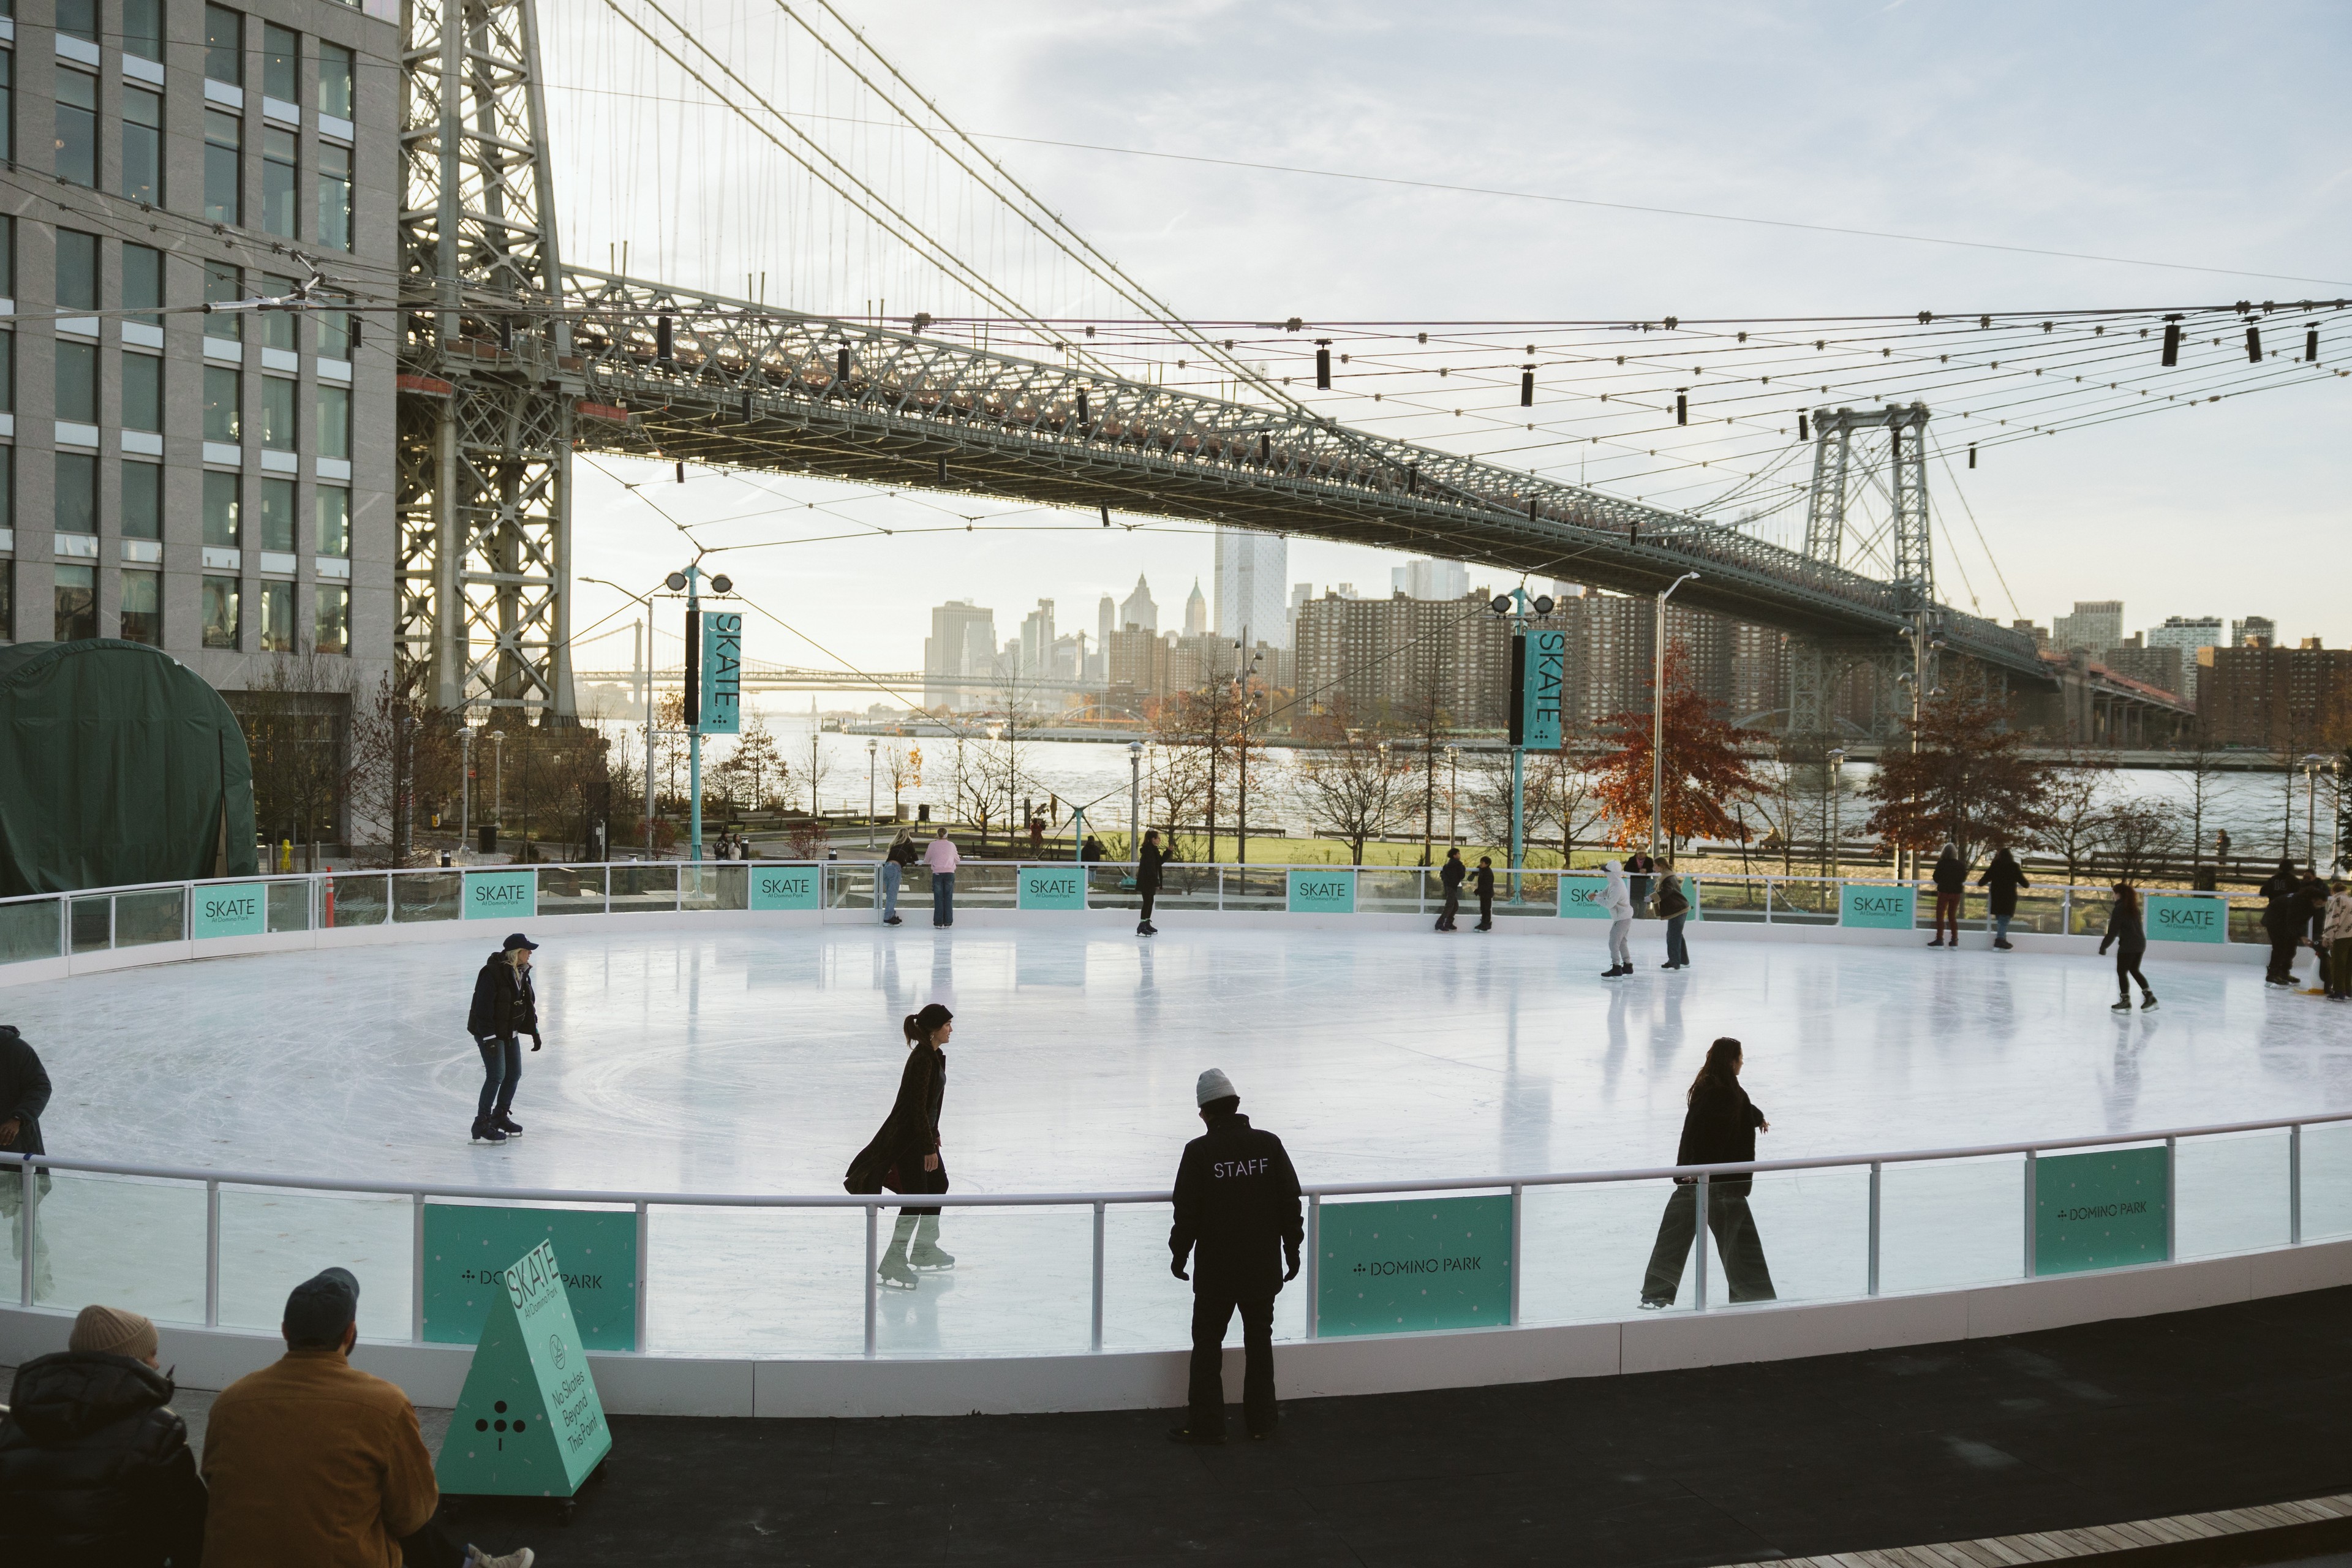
[531,1035,544,1052]
[1170,1256,1189,1281]
[1284,1249,1302,1282]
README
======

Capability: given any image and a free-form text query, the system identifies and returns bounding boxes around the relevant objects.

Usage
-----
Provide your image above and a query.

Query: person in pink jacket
[923,827,961,927]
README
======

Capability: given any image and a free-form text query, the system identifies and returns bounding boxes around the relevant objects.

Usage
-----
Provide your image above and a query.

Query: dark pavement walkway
[446,1286,2352,1567]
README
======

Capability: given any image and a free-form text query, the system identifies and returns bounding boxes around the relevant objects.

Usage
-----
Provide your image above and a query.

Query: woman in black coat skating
[1929,845,1968,947]
[2100,882,2157,1012]
[1639,1038,1776,1308]
[1978,846,2030,950]
[846,1003,955,1289]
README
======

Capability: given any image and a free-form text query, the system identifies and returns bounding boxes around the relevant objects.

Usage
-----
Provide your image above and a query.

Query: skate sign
[2034,1145,2169,1275]
[437,1240,612,1499]
[698,611,742,736]
[1839,883,1916,929]
[748,864,822,911]
[191,881,268,940]
[1286,869,1355,914]
[423,1204,638,1350]
[2144,894,2226,943]
[1556,874,1609,919]
[1017,865,1087,910]
[463,869,537,920]
[1317,1193,1513,1336]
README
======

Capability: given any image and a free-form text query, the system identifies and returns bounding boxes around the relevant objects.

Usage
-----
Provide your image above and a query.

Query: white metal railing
[7,1108,2345,1358]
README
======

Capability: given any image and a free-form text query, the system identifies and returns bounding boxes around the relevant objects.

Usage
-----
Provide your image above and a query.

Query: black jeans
[1641,1183,1776,1305]
[475,1035,521,1121]
[1436,888,1460,929]
[893,1156,948,1219]
[1188,1291,1276,1434]
[1477,892,1493,929]
[2267,931,2299,982]
[399,1518,469,1568]
[2115,944,2151,997]
[1139,887,1157,925]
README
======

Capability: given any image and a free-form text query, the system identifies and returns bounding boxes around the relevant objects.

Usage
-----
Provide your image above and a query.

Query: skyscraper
[922,600,996,712]
[2145,615,2222,701]
[1183,579,1208,636]
[2051,601,2125,654]
[1390,559,1469,601]
[1119,574,1158,634]
[1214,527,1291,648]
[1019,599,1055,679]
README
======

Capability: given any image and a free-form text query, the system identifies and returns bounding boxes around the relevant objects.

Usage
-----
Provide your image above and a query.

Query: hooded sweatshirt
[0,1349,209,1566]
[1600,861,1633,919]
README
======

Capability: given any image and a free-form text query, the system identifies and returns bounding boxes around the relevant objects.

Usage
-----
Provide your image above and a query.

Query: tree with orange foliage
[1593,645,1771,849]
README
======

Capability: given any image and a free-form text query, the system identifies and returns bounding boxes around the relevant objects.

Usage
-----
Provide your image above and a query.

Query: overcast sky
[553,1,2351,691]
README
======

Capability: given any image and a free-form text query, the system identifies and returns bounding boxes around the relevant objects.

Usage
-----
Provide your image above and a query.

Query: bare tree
[1461,742,1607,868]
[235,639,355,861]
[2095,799,2184,882]
[344,676,462,867]
[884,741,921,819]
[1288,728,1408,864]
[2035,753,2117,886]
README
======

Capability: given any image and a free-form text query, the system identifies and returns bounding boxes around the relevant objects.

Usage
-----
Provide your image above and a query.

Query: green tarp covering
[0,639,257,897]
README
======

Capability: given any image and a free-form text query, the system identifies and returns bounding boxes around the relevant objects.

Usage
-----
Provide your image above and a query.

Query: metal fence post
[205,1180,221,1327]
[2022,1151,2037,1277]
[1694,1175,1710,1310]
[1303,1194,1320,1338]
[410,1192,426,1342]
[2164,1135,2178,1261]
[2291,1124,2303,1245]
[2060,885,2073,935]
[1866,1161,1881,1297]
[635,1200,652,1352]
[603,865,613,916]
[1090,1201,1106,1352]
[17,1160,33,1305]
[1509,1183,1524,1327]
[108,893,118,950]
[1763,876,1774,924]
[1217,867,1226,912]
[863,1205,878,1357]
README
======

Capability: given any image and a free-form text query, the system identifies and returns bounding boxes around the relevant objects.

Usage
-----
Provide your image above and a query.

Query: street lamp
[489,730,505,844]
[458,727,477,862]
[1128,740,1143,860]
[1826,747,1847,885]
[1650,572,1700,861]
[867,737,879,848]
[582,575,666,857]
[2304,753,2326,870]
[1446,744,1460,848]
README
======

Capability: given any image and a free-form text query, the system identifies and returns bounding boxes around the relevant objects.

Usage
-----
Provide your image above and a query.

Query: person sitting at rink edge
[200,1267,533,1568]
[1167,1069,1304,1446]
[0,1304,208,1566]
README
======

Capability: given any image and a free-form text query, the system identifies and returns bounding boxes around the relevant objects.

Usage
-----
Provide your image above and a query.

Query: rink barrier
[7,1109,2352,1415]
[0,858,2286,981]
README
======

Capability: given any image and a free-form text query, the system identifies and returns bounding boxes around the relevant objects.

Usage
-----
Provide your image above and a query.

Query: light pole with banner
[666,565,738,863]
[1649,572,1700,862]
[1495,587,1562,899]
[582,576,666,856]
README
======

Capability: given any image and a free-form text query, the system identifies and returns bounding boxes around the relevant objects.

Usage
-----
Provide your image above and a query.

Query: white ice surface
[10,923,2352,1355]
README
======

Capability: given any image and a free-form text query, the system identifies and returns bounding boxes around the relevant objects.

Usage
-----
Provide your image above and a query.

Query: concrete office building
[1212,524,1287,648]
[922,598,995,712]
[2051,600,2125,655]
[0,0,399,720]
[2145,615,2223,702]
[2232,615,2276,649]
[1390,557,1468,603]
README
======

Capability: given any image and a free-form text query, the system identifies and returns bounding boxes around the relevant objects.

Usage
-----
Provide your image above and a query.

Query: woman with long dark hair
[845,1003,956,1288]
[1929,845,1967,947]
[1638,1037,1776,1308]
[1978,846,2030,951]
[2099,882,2157,1012]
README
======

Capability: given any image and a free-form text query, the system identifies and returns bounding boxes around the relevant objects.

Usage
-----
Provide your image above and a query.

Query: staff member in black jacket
[1169,1069,1303,1446]
[2260,859,2303,986]
[1136,829,1166,937]
[465,933,541,1144]
[2100,882,2157,1012]
[1473,855,1496,931]
[1435,847,1466,932]
[1639,1038,1776,1308]
[0,1023,51,1296]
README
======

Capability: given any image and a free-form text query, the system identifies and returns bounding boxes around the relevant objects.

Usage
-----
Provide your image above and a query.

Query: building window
[120,569,161,646]
[55,68,98,189]
[124,0,165,62]
[122,461,161,540]
[262,127,298,237]
[316,383,350,461]
[316,584,349,654]
[56,230,98,313]
[55,341,98,424]
[318,309,357,361]
[123,86,164,206]
[205,263,243,342]
[259,477,295,550]
[204,366,242,443]
[0,214,13,299]
[259,274,298,350]
[123,244,163,326]
[258,579,293,651]
[0,52,12,165]
[317,143,352,252]
[55,565,97,643]
[203,470,240,548]
[123,353,163,432]
[263,24,300,102]
[318,42,355,119]
[55,453,97,535]
[316,484,350,556]
[202,575,241,649]
[206,6,245,86]
[0,562,12,642]
[58,0,99,42]
[0,335,11,412]
[260,375,296,450]
[205,111,243,227]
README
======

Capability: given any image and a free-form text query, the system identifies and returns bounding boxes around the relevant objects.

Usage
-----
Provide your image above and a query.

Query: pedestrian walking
[924,827,960,927]
[1657,858,1691,969]
[0,1304,209,1565]
[1978,846,2030,950]
[1473,856,1496,931]
[1080,834,1106,862]
[465,934,540,1144]
[1136,829,1166,937]
[1435,848,1465,932]
[845,1003,956,1290]
[2322,880,2352,1001]
[1028,816,1046,856]
[0,1024,51,1297]
[1627,852,1654,916]
[881,828,918,925]
[1599,860,1635,978]
[1167,1069,1303,1446]
[1929,844,1967,946]
[2099,881,2158,1012]
[1639,1037,1776,1308]
[2259,859,2302,986]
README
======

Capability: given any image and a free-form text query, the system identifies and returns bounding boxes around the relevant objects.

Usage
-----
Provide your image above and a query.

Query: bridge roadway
[480,271,2065,685]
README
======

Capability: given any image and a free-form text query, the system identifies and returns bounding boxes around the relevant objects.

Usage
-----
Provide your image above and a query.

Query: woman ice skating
[1599,860,1635,978]
[845,1003,955,1289]
[2099,882,2157,1012]
[466,933,541,1144]
[1640,1037,1776,1308]
[882,828,918,925]
[1656,859,1691,970]
[1929,845,1967,947]
[1978,846,2029,950]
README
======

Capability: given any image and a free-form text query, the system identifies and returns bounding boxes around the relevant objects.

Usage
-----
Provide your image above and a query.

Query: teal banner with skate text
[1016,864,1088,910]
[1558,874,1609,919]
[1839,883,1916,929]
[1287,869,1356,914]
[2144,894,2226,943]
[1317,1193,1512,1336]
[423,1204,637,1351]
[190,882,266,940]
[462,869,537,921]
[748,864,821,911]
[2035,1145,2169,1275]
[698,611,742,736]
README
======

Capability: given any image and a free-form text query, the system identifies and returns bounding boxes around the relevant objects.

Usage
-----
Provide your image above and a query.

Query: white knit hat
[1196,1068,1237,1106]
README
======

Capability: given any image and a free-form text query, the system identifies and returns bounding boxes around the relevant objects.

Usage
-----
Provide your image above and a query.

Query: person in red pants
[1929,845,1968,947]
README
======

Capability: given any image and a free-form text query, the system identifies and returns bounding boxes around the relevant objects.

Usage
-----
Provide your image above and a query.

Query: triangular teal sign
[436,1240,612,1497]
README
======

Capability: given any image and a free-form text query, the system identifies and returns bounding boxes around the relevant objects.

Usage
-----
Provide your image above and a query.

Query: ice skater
[2099,882,2157,1012]
[1639,1037,1776,1308]
[0,1023,52,1297]
[1599,860,1634,978]
[1136,828,1166,935]
[1928,844,1967,946]
[1434,847,1465,931]
[846,1003,955,1289]
[466,933,541,1144]
[881,827,918,925]
[1978,846,2029,950]
[925,827,960,927]
[1473,855,1496,931]
[1656,858,1691,970]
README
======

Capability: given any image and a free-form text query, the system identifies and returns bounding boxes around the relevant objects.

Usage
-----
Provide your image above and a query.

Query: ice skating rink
[13,922,2352,1355]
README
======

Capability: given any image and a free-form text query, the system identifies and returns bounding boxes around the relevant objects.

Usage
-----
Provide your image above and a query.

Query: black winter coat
[1673,1079,1766,1194]
[1170,1112,1304,1297]
[1978,858,2030,917]
[1472,865,1496,897]
[0,1351,208,1566]
[465,954,538,1041]
[2260,869,2302,931]
[845,1046,946,1194]
[0,1025,50,1157]
[2101,898,2146,955]
[1440,858,1466,890]
[1932,854,1969,892]
[1137,842,1166,893]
